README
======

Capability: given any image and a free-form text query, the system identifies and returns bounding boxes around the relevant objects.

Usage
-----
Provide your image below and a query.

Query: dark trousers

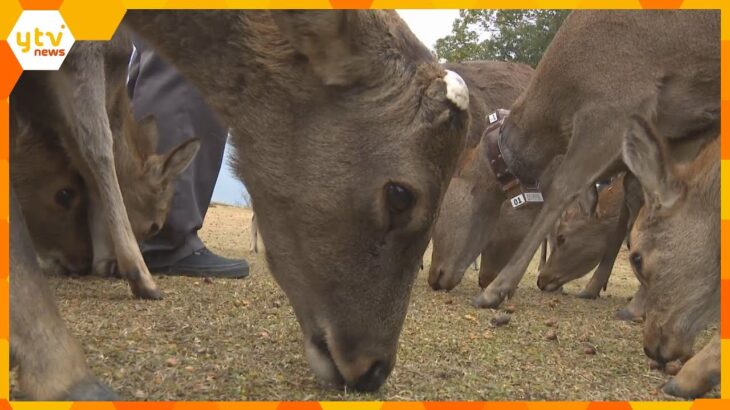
[127,41,228,267]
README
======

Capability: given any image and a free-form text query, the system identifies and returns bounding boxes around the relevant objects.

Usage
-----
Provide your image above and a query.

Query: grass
[10,204,719,400]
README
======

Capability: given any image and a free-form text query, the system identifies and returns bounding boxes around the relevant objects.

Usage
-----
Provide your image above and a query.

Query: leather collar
[484,110,544,209]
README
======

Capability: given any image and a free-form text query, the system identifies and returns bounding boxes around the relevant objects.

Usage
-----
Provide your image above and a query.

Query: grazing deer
[535,175,636,299]
[122,9,470,392]
[92,109,200,277]
[623,116,719,398]
[428,60,534,291]
[11,28,200,279]
[473,10,719,309]
[10,10,470,399]
[10,110,92,276]
[10,27,198,400]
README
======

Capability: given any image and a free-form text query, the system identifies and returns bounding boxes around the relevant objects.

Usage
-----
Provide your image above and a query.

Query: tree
[434,10,571,67]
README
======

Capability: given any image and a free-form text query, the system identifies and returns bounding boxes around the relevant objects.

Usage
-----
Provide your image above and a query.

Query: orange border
[0,0,727,408]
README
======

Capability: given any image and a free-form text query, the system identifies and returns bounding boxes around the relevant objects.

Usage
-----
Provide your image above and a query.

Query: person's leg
[128,41,248,278]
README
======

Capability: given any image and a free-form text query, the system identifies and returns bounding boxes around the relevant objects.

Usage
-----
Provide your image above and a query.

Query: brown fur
[475,10,720,309]
[445,60,533,151]
[536,175,626,298]
[123,10,470,391]
[662,334,720,399]
[9,27,199,400]
[92,47,200,275]
[11,31,161,301]
[9,188,116,400]
[623,117,719,398]
[10,111,92,275]
[11,29,200,279]
[427,60,533,291]
[249,212,259,253]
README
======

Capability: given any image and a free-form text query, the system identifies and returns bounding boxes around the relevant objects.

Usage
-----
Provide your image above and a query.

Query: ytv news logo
[9,10,75,70]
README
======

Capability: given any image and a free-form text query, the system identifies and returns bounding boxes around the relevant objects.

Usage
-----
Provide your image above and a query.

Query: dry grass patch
[10,205,718,400]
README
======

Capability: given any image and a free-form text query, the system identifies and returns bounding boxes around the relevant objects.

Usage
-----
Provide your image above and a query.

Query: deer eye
[556,234,566,247]
[385,183,414,214]
[630,252,643,275]
[54,188,76,210]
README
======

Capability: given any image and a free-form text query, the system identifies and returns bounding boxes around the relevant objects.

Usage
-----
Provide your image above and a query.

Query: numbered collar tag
[509,190,544,209]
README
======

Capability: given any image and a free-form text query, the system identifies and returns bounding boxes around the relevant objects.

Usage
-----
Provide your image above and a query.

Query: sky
[211,10,460,206]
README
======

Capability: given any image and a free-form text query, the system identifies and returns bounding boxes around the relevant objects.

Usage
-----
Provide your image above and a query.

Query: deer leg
[616,283,647,322]
[662,334,720,398]
[10,187,117,400]
[250,213,258,253]
[538,238,548,272]
[622,172,645,251]
[89,199,117,276]
[52,45,159,299]
[474,111,625,308]
[478,251,499,289]
[577,203,629,299]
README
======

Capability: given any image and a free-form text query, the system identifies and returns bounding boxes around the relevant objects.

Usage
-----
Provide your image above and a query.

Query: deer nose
[428,268,444,290]
[351,359,391,392]
[644,345,664,364]
[429,269,444,290]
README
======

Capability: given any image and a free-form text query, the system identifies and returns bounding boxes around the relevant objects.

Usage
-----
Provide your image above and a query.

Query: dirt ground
[11,204,719,401]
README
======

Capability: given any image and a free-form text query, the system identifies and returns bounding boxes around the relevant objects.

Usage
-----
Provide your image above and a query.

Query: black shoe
[150,248,250,279]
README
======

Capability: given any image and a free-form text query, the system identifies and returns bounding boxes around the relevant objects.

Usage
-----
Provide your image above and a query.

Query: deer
[10,27,201,400]
[427,60,534,291]
[622,116,719,398]
[473,10,719,309]
[11,28,200,279]
[10,110,92,276]
[10,10,470,399]
[12,90,199,279]
[536,174,637,298]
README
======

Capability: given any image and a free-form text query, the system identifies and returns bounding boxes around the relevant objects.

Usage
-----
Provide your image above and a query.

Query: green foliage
[434,10,571,67]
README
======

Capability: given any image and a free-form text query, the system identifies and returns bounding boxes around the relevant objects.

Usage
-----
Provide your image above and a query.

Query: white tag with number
[488,112,499,124]
[510,192,544,208]
[510,194,526,208]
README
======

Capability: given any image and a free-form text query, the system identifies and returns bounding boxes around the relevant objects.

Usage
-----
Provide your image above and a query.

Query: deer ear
[161,138,201,181]
[270,10,367,86]
[576,184,598,217]
[622,115,682,209]
[136,115,160,156]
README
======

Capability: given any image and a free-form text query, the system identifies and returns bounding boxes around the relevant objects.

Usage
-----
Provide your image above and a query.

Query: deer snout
[428,266,445,290]
[643,325,693,365]
[352,360,392,392]
[428,266,460,291]
[304,332,395,392]
[334,354,394,392]
[537,274,561,292]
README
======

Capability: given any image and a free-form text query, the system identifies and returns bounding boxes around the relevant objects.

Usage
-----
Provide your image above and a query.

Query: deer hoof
[661,378,699,399]
[472,288,504,309]
[65,377,118,401]
[577,290,600,300]
[133,286,162,300]
[614,307,642,322]
[129,277,162,300]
